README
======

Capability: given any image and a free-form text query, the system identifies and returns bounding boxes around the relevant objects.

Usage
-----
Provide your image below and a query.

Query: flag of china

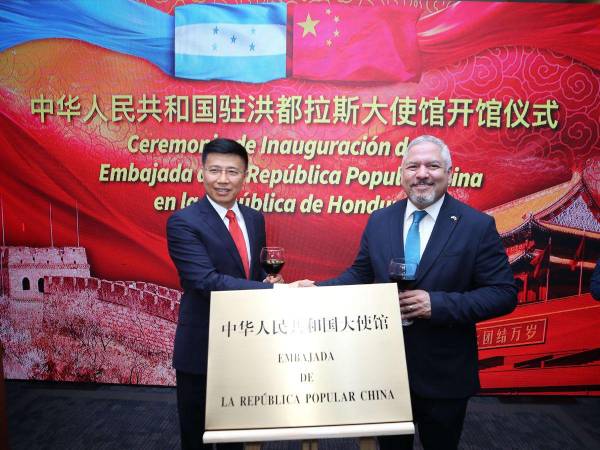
[291,4,422,82]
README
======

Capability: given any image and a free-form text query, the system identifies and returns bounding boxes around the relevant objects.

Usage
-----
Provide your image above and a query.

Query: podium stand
[204,284,414,448]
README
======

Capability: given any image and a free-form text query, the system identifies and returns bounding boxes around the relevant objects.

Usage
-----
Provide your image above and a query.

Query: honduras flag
[175,3,287,83]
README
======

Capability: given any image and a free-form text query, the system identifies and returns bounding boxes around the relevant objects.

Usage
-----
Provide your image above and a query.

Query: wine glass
[389,257,418,326]
[260,247,285,277]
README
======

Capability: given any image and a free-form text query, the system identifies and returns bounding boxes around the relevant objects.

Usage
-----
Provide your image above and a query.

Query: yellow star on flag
[297,13,320,38]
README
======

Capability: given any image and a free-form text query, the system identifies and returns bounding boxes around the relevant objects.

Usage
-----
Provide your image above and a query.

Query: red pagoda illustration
[479,170,600,395]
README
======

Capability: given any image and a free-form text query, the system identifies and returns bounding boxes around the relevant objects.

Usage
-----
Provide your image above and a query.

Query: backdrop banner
[0,0,599,395]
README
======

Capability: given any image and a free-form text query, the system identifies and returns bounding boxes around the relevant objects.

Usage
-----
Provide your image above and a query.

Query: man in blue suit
[167,138,278,450]
[318,135,517,449]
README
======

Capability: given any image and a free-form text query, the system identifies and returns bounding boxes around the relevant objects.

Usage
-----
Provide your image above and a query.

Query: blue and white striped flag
[175,3,287,83]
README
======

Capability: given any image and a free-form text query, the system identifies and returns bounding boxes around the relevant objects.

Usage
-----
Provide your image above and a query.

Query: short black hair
[202,138,248,169]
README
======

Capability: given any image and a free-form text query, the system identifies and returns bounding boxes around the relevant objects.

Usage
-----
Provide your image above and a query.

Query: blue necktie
[404,210,427,277]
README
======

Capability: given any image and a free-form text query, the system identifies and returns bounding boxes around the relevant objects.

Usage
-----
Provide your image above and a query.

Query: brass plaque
[206,283,412,431]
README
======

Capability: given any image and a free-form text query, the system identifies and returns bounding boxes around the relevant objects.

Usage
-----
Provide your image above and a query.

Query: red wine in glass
[261,259,285,275]
[389,275,415,292]
[389,258,418,326]
[260,247,285,276]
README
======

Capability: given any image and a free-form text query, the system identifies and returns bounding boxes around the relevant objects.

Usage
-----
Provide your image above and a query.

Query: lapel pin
[450,215,458,221]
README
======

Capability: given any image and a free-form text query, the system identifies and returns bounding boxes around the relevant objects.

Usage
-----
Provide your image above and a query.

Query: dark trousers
[176,370,243,450]
[378,394,469,450]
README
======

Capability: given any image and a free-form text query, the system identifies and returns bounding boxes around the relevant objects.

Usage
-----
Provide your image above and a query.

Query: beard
[409,192,435,208]
[407,186,437,208]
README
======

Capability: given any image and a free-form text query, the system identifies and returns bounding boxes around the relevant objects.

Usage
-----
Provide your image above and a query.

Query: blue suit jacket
[166,196,272,374]
[320,195,517,398]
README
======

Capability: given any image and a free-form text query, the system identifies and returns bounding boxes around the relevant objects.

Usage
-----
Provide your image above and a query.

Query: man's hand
[399,289,431,320]
[264,274,284,284]
[289,279,315,288]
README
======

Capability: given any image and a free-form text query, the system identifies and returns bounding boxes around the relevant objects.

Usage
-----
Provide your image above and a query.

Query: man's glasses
[203,167,245,178]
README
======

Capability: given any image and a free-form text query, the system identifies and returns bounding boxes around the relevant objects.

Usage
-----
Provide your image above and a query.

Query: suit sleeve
[318,217,376,286]
[166,213,271,292]
[429,217,517,325]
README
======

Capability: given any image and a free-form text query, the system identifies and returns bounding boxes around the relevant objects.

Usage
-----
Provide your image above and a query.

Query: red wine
[389,274,415,291]
[261,259,285,275]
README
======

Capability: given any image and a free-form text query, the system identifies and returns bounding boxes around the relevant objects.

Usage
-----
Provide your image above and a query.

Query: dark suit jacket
[166,196,272,374]
[320,195,517,398]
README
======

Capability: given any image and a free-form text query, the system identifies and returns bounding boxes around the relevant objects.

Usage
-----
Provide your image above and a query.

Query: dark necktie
[226,210,249,278]
[404,210,427,277]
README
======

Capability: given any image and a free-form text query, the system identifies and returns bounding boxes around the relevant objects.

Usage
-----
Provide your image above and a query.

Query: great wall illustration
[0,245,180,385]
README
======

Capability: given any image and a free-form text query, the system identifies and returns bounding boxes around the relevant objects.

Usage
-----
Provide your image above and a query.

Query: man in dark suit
[318,135,518,449]
[166,138,278,450]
